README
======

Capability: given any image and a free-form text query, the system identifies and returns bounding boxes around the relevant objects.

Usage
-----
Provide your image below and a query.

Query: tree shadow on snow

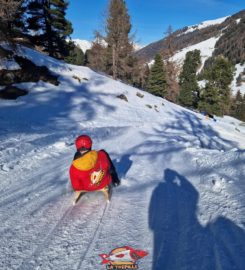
[155,110,238,151]
[0,74,116,138]
[149,168,245,270]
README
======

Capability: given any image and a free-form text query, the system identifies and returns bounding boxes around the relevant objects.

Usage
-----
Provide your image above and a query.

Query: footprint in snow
[0,164,10,172]
[211,178,226,193]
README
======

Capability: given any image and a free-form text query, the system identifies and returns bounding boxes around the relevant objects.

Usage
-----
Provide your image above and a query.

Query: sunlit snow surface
[0,46,244,270]
[181,16,229,35]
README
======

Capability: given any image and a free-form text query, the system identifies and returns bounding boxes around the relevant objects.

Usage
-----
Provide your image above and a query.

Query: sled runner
[73,185,112,205]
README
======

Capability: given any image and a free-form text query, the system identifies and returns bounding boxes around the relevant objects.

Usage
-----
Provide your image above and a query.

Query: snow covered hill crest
[0,46,245,270]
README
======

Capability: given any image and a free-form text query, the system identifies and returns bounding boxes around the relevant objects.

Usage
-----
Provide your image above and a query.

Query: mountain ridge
[136,9,245,95]
[135,9,245,64]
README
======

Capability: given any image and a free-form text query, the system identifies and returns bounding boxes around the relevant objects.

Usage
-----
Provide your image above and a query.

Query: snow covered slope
[138,10,245,95]
[181,16,229,35]
[231,63,245,95]
[169,34,245,95]
[0,47,245,270]
[170,36,220,72]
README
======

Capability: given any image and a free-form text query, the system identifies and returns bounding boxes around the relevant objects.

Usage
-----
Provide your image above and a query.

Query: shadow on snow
[149,168,245,270]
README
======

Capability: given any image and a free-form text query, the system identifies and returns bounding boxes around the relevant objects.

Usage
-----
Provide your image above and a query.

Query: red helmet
[75,135,92,150]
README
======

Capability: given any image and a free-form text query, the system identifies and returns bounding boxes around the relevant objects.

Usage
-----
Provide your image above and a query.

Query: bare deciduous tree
[161,26,180,102]
[0,0,21,21]
[0,0,23,41]
[164,60,180,102]
[162,25,175,59]
[105,0,133,80]
[88,31,107,71]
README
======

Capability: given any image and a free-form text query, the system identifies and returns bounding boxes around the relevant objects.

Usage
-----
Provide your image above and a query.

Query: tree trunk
[112,43,117,80]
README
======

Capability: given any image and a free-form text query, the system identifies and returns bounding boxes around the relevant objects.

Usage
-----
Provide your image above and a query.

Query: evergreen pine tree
[12,1,27,36]
[146,54,167,97]
[26,0,72,58]
[65,41,85,66]
[234,90,243,117]
[230,90,245,121]
[200,56,234,116]
[84,49,90,66]
[242,94,245,121]
[105,0,133,80]
[178,49,201,108]
[198,83,221,115]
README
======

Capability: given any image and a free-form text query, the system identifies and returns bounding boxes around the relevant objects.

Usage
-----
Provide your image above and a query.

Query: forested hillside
[135,10,245,64]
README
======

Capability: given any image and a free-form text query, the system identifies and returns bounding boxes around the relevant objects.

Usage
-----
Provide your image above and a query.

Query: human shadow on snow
[149,168,245,270]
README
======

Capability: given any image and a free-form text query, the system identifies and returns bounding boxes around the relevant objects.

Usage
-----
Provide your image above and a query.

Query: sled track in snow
[17,202,73,270]
[16,193,111,270]
[75,200,111,270]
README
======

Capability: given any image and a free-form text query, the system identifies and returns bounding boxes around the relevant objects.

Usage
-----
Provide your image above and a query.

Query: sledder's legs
[73,191,85,205]
[101,186,109,202]
[73,185,112,205]
[101,185,112,202]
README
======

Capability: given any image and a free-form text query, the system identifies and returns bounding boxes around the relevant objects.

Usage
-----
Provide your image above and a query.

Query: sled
[73,185,112,205]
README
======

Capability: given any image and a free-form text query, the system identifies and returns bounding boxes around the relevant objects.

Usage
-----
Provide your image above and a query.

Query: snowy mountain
[133,42,144,51]
[180,15,229,35]
[72,39,92,52]
[170,37,219,71]
[72,38,144,53]
[0,45,245,270]
[136,9,245,95]
[136,10,244,62]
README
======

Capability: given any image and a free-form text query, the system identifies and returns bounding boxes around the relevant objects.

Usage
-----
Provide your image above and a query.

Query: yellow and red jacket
[69,150,112,191]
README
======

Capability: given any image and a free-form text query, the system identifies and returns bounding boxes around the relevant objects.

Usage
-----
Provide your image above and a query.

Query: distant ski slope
[0,46,244,270]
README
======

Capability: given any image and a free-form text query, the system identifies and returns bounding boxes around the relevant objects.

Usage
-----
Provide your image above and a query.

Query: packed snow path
[0,46,244,269]
[1,123,244,270]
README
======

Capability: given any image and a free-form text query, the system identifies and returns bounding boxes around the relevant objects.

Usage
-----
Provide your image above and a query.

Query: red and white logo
[99,246,148,269]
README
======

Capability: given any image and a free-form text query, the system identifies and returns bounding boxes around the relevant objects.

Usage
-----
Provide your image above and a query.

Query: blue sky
[66,0,244,45]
